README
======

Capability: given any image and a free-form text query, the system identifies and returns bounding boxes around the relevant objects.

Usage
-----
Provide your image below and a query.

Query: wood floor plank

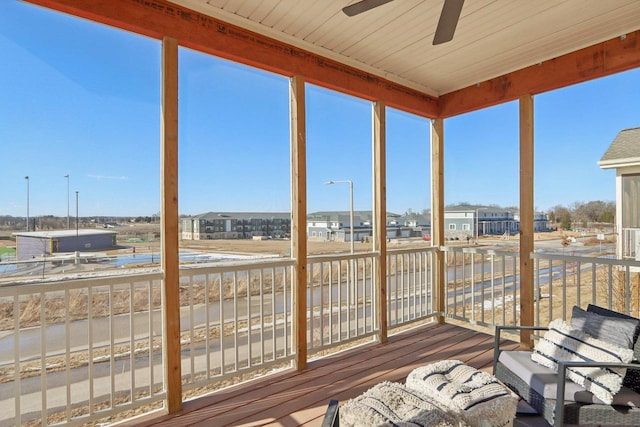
[200,325,479,425]
[128,322,522,427]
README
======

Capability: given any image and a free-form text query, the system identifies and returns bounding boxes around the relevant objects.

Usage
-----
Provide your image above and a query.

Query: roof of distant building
[599,127,640,169]
[190,212,291,220]
[13,229,117,238]
[307,211,402,221]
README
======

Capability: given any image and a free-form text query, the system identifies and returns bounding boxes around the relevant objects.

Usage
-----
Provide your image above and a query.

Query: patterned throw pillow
[532,319,634,404]
[571,305,639,351]
[579,305,640,393]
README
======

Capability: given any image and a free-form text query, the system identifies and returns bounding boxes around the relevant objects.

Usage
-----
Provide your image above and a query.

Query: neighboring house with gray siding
[599,126,640,259]
[445,207,520,240]
[307,211,412,242]
[307,211,372,243]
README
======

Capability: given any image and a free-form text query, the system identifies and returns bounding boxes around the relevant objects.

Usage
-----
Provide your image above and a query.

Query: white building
[599,127,640,259]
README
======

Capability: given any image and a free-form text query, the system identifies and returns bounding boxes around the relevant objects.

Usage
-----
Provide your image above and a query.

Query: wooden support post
[519,94,535,347]
[373,100,388,343]
[431,119,445,323]
[160,36,182,413]
[290,75,308,370]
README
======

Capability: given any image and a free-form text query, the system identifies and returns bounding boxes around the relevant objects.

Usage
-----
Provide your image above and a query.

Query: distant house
[13,229,117,260]
[182,212,291,240]
[513,212,551,232]
[307,211,371,242]
[444,206,520,239]
[598,127,640,259]
[306,211,411,242]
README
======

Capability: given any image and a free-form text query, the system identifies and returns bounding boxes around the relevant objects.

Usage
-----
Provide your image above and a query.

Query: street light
[325,180,354,254]
[64,174,70,229]
[24,176,29,232]
[75,191,79,253]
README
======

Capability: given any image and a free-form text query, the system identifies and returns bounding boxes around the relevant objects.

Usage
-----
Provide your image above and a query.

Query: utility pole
[25,176,30,231]
[65,174,70,229]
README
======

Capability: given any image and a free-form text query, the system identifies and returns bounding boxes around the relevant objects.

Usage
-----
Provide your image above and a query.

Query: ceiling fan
[342,0,464,45]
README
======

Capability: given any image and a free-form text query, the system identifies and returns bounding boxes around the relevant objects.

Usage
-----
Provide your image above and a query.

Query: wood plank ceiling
[170,0,640,99]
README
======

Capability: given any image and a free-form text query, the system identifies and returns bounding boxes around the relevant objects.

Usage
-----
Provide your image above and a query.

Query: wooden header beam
[439,30,640,118]
[23,0,439,118]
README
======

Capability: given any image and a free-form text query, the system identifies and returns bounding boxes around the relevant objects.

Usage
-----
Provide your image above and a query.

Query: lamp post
[24,176,29,232]
[64,174,70,229]
[325,180,354,254]
[75,191,79,253]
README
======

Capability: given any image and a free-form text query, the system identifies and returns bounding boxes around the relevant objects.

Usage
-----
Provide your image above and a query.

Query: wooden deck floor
[121,321,525,427]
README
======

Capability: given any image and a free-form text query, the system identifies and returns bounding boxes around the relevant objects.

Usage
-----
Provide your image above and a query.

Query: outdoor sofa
[494,304,640,426]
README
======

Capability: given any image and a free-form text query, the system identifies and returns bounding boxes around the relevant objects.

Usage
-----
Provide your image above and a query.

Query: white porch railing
[531,252,640,326]
[442,246,640,332]
[0,272,165,427]
[387,247,437,326]
[305,248,437,354]
[306,253,377,353]
[441,246,520,328]
[178,258,296,392]
[3,245,640,426]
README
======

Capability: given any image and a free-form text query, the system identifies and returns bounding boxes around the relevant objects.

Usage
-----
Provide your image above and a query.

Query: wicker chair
[493,305,640,427]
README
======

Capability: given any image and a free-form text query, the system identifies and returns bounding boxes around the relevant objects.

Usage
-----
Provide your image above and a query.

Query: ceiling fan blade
[433,0,464,45]
[342,0,394,17]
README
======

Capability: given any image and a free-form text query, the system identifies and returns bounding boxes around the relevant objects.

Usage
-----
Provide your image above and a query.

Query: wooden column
[373,101,388,343]
[290,75,308,370]
[160,36,182,413]
[431,119,445,323]
[519,94,535,347]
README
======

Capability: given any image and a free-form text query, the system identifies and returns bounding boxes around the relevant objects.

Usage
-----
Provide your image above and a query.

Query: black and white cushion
[406,359,518,427]
[532,319,634,404]
[582,304,640,393]
[571,305,639,350]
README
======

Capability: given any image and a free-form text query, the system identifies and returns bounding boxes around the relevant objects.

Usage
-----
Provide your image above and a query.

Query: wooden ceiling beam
[23,0,439,118]
[439,30,640,118]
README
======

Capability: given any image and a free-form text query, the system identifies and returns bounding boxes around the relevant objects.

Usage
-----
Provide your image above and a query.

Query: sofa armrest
[553,361,640,427]
[493,325,548,373]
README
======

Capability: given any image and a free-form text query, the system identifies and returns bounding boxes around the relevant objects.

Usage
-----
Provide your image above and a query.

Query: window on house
[622,174,640,228]
[449,224,456,230]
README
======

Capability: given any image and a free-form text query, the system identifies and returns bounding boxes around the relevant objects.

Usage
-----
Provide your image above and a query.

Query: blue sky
[1,1,638,218]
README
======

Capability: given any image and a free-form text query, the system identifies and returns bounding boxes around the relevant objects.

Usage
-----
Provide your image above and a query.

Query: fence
[442,246,640,333]
[0,272,165,426]
[4,244,639,425]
